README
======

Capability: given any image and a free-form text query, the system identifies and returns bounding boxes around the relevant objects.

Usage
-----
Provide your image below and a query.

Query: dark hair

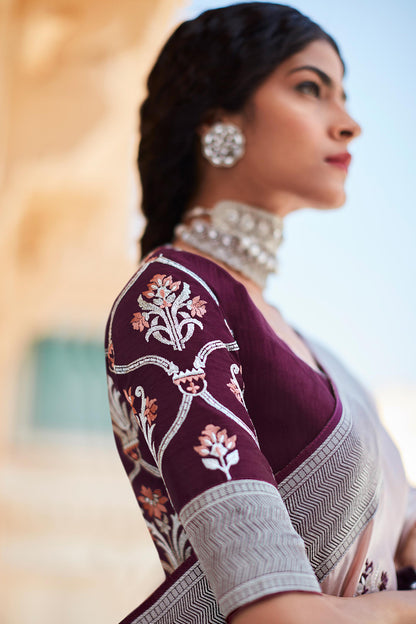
[138,2,344,258]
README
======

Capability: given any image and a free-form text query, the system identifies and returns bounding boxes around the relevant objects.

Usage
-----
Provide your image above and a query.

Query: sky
[171,0,416,391]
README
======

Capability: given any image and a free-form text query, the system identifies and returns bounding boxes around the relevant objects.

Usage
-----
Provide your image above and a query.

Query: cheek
[278,110,321,150]
[246,106,320,159]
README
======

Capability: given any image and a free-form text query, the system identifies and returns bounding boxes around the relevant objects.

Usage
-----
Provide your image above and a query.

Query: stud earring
[201,122,245,168]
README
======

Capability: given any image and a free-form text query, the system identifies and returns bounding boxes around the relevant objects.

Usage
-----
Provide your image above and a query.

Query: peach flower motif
[131,311,150,332]
[123,387,137,414]
[142,274,181,309]
[144,396,158,425]
[186,378,201,394]
[107,341,115,367]
[138,485,168,519]
[124,440,140,462]
[187,295,207,318]
[227,380,243,404]
[194,424,239,481]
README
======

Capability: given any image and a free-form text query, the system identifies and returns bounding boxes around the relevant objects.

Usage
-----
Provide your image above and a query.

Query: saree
[105,246,415,623]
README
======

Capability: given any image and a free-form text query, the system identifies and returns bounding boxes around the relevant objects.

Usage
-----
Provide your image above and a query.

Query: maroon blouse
[105,245,344,620]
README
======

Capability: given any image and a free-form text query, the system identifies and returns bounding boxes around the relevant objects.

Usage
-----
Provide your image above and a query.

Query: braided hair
[138,2,344,258]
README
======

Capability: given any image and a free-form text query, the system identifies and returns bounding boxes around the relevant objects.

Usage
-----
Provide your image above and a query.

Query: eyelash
[296,81,321,97]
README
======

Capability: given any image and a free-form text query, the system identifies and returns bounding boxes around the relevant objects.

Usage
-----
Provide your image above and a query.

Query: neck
[190,167,300,218]
[174,200,284,290]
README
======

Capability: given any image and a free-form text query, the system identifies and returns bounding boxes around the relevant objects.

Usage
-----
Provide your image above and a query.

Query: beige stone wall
[0,0,183,449]
[0,1,184,622]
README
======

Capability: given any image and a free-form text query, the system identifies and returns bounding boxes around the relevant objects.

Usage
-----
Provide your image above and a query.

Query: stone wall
[0,2,184,622]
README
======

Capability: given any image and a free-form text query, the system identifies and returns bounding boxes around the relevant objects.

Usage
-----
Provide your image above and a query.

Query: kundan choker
[174,200,284,289]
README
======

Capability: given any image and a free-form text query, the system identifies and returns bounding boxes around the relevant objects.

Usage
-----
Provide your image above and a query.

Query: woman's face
[222,39,362,216]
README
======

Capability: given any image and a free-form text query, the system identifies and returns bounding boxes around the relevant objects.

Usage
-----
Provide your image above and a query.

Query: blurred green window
[25,337,109,432]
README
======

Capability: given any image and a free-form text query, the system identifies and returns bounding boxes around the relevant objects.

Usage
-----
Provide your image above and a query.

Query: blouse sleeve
[105,257,321,619]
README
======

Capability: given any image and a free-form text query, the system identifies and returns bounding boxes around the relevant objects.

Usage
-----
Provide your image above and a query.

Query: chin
[332,189,347,208]
[311,188,347,210]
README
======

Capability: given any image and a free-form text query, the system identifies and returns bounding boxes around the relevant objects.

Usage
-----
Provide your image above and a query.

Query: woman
[105,3,416,623]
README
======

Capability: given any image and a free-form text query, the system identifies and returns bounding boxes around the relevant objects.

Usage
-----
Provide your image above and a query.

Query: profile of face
[199,40,362,217]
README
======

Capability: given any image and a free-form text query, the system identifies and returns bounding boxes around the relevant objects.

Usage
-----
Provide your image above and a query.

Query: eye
[296,81,321,97]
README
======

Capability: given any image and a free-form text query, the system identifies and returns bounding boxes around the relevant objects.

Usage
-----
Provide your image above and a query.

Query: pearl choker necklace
[174,200,284,289]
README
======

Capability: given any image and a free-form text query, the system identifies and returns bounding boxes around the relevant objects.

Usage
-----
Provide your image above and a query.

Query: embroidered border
[278,336,382,581]
[122,560,226,624]
[110,341,239,375]
[180,479,321,618]
[111,354,178,376]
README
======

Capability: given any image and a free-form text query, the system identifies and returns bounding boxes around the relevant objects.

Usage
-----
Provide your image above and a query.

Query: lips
[325,152,352,171]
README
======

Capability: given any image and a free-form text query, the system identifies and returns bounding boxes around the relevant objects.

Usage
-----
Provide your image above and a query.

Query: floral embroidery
[173,368,206,395]
[227,363,245,405]
[378,571,389,591]
[134,386,158,462]
[144,397,158,425]
[186,379,201,393]
[131,311,150,332]
[188,295,207,318]
[138,485,168,519]
[143,274,181,308]
[356,559,373,595]
[123,389,158,447]
[194,424,239,481]
[107,377,160,481]
[356,559,389,595]
[227,380,243,403]
[123,387,137,414]
[143,506,193,575]
[107,341,115,367]
[122,440,139,461]
[135,273,207,351]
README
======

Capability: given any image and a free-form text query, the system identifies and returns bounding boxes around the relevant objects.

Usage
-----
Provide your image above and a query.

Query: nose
[330,108,362,142]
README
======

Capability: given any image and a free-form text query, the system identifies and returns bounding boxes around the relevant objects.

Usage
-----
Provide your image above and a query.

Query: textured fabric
[180,480,320,616]
[279,335,382,581]
[120,558,226,624]
[104,245,411,623]
[304,339,410,597]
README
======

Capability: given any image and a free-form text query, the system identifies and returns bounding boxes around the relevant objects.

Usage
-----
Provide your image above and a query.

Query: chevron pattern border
[180,480,321,618]
[125,560,225,624]
[283,335,383,581]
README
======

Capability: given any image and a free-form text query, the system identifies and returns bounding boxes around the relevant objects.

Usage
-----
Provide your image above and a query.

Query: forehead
[279,39,345,82]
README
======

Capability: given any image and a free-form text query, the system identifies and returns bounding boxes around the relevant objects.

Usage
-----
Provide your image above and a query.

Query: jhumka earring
[201,122,245,167]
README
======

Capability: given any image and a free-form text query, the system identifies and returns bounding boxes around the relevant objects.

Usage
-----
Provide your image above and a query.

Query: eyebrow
[287,65,347,102]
